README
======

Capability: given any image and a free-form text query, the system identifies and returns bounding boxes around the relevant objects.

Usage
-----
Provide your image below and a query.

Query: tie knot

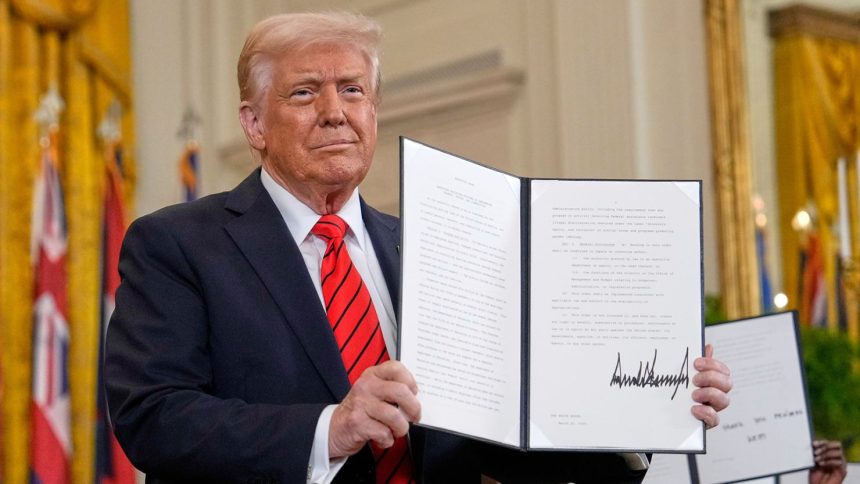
[311,214,348,241]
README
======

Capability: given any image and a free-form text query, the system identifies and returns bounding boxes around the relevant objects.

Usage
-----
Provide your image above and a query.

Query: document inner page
[696,313,813,484]
[400,139,522,446]
[529,179,703,450]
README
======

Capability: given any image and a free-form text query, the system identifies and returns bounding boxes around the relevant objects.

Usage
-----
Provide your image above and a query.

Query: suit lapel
[223,170,351,401]
[361,200,400,311]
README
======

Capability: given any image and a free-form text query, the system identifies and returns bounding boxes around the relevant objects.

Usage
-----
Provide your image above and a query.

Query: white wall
[131,0,719,291]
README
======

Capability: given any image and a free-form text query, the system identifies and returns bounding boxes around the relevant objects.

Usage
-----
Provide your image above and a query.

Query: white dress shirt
[260,168,398,484]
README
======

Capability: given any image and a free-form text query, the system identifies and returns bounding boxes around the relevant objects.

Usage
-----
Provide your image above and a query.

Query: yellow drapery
[0,0,135,482]
[773,31,860,335]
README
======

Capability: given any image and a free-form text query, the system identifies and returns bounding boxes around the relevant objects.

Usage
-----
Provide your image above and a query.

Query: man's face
[252,42,378,207]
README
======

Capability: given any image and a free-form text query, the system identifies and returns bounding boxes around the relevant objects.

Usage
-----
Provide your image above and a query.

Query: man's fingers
[354,377,421,422]
[692,370,733,393]
[691,404,719,429]
[818,448,845,460]
[693,355,731,376]
[815,449,845,464]
[816,457,847,469]
[690,347,732,428]
[360,381,416,429]
[366,399,411,438]
[330,392,410,455]
[349,422,396,450]
[369,360,419,394]
[391,388,421,423]
[329,362,423,458]
[360,413,397,448]
[692,387,730,412]
[813,440,843,453]
[330,402,394,457]
[812,440,845,467]
[361,361,421,421]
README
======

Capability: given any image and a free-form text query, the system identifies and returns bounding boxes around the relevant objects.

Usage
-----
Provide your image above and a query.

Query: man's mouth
[311,139,356,149]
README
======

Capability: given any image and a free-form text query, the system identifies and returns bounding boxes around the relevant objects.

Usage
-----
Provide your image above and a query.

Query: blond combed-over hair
[237,12,382,104]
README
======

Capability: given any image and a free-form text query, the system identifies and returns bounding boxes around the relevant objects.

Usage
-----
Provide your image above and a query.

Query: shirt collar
[260,167,366,250]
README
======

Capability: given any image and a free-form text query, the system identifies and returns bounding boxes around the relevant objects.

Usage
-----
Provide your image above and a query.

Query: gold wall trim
[705,0,761,318]
[770,4,860,43]
[10,0,94,30]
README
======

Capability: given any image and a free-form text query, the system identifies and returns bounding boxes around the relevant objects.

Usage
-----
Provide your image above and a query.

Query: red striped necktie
[312,215,414,484]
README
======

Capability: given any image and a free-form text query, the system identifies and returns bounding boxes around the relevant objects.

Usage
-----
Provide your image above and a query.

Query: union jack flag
[30,132,71,484]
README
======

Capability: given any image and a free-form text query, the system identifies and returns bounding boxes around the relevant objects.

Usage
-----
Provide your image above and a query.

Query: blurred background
[1,0,859,482]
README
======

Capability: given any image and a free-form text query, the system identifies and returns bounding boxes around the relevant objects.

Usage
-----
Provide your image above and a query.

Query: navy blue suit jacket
[105,169,647,484]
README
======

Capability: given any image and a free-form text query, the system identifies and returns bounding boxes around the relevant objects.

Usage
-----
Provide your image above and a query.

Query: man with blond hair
[105,12,732,484]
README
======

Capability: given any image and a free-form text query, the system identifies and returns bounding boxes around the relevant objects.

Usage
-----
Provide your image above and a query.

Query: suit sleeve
[105,215,325,482]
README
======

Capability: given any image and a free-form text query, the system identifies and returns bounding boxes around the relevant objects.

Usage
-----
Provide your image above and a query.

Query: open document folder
[397,137,705,453]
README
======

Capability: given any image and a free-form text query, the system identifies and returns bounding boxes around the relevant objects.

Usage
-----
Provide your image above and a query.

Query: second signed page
[529,179,703,451]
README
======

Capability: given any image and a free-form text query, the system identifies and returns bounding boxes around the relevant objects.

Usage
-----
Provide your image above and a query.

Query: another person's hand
[328,360,421,458]
[691,344,732,428]
[809,439,847,484]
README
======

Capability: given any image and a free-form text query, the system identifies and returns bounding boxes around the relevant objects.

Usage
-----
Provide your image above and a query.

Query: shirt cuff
[307,405,347,484]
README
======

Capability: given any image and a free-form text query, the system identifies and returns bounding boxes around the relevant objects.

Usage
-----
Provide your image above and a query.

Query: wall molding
[769,4,860,43]
[380,64,524,126]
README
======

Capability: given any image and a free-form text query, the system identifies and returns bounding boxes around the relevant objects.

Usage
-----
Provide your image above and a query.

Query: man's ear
[239,102,266,151]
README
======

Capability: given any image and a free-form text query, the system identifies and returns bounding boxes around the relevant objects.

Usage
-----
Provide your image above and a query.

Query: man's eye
[291,89,312,98]
[342,86,363,95]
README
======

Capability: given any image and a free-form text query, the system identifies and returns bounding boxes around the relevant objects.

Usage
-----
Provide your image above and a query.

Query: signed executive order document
[398,138,704,452]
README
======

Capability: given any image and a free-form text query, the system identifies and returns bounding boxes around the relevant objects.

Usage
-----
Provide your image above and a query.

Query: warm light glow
[792,210,811,231]
[752,195,765,212]
[774,293,788,309]
[755,213,767,228]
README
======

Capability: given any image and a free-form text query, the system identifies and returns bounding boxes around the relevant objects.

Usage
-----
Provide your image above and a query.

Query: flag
[799,231,828,327]
[835,256,848,332]
[95,142,137,484]
[755,226,773,312]
[179,142,199,202]
[30,132,72,484]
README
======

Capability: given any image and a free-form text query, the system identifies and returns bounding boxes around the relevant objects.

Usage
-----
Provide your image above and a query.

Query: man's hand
[810,440,847,484]
[329,360,421,458]
[691,344,732,428]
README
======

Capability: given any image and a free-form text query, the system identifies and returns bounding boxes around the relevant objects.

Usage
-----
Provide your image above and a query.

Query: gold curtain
[0,0,135,483]
[773,30,860,334]
[705,0,763,319]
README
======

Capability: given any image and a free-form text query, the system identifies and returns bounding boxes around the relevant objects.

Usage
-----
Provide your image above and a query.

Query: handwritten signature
[609,347,690,400]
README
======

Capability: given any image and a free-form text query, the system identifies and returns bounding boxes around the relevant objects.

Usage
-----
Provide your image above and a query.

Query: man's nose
[316,86,346,126]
